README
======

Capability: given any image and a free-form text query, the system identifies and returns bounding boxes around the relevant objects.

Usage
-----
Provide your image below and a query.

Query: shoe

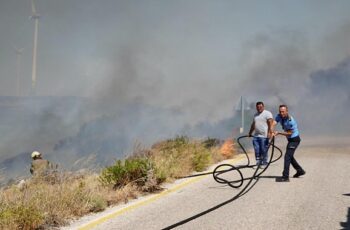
[280,177,289,182]
[293,170,306,178]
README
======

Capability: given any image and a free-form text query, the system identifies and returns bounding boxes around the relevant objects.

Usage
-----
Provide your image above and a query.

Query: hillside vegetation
[0,136,236,229]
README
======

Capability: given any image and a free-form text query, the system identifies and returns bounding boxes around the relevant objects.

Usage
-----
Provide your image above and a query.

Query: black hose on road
[162,136,283,230]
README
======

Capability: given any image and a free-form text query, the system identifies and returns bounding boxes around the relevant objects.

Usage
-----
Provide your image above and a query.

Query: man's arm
[275,118,296,137]
[267,118,273,138]
[274,130,292,137]
[271,120,285,137]
[273,119,292,137]
[248,121,255,137]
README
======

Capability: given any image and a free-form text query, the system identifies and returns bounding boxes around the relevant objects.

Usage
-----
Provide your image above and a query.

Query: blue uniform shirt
[275,114,299,138]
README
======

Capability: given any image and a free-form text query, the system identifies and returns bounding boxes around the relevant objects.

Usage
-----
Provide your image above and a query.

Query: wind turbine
[13,46,24,96]
[30,0,40,96]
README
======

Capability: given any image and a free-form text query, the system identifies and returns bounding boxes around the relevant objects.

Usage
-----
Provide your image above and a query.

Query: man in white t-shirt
[248,101,273,166]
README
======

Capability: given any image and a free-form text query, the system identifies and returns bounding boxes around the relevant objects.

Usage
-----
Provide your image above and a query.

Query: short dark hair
[256,101,264,106]
[279,104,288,109]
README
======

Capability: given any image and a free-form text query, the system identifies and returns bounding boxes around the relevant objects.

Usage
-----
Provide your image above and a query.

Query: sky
[1,1,349,103]
[0,0,350,181]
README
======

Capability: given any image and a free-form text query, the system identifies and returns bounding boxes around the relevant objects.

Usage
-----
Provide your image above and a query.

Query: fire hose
[162,135,283,229]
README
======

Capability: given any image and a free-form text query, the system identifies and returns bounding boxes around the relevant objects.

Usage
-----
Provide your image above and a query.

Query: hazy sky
[1,0,350,123]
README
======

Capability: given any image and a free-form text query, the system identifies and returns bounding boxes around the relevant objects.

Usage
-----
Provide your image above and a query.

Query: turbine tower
[235,96,250,134]
[240,96,244,134]
[14,46,24,96]
[30,0,40,95]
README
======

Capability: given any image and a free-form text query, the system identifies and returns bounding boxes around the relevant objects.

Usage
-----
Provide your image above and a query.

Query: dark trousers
[283,136,303,178]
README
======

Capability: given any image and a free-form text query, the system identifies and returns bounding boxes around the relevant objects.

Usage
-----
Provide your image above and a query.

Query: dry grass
[0,136,236,229]
[150,136,232,181]
[0,173,140,229]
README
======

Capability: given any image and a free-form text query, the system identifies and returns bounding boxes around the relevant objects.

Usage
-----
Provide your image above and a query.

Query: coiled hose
[162,135,283,229]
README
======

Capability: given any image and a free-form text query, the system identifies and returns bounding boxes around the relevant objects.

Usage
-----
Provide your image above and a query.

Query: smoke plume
[0,1,350,184]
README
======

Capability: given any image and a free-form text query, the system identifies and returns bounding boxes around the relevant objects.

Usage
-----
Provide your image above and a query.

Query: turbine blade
[31,0,36,14]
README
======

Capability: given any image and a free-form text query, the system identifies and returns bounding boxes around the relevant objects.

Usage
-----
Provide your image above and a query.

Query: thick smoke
[0,96,88,182]
[300,57,350,134]
[1,2,350,184]
[237,30,313,107]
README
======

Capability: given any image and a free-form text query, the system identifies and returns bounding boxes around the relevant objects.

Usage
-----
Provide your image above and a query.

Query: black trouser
[283,136,303,178]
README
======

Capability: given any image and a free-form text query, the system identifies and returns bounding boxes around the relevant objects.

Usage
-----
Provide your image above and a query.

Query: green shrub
[99,157,154,189]
[192,146,212,171]
[88,195,107,212]
[152,152,186,181]
[0,202,44,230]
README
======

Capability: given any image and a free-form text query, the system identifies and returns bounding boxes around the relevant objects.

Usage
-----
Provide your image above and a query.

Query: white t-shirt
[253,110,273,138]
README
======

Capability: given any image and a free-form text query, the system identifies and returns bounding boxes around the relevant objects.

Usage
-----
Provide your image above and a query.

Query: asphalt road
[68,137,350,230]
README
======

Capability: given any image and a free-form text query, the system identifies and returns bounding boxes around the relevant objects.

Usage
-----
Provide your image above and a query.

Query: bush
[150,136,193,181]
[192,146,212,171]
[0,202,44,230]
[88,195,107,212]
[150,136,219,180]
[99,157,154,189]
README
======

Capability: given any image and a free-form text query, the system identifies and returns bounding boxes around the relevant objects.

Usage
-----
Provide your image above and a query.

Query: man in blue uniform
[273,104,305,182]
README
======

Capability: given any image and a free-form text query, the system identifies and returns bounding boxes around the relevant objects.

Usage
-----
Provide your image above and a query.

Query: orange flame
[220,139,235,158]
